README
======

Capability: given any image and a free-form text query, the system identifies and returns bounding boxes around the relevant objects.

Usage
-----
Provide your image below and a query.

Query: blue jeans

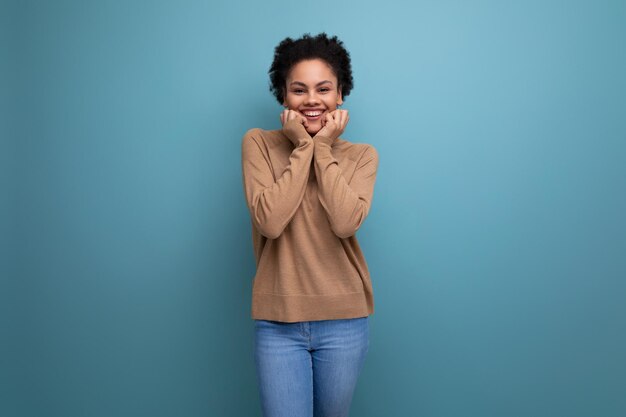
[253,317,370,417]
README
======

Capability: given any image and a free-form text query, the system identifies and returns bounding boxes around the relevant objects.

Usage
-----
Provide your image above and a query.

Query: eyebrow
[289,80,333,87]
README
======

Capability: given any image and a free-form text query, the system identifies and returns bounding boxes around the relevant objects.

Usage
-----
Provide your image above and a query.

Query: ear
[337,86,343,106]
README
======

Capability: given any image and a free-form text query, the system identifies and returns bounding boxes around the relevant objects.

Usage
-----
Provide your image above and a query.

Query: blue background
[3,1,625,416]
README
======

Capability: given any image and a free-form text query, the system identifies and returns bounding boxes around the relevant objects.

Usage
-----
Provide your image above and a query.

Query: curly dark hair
[268,32,354,105]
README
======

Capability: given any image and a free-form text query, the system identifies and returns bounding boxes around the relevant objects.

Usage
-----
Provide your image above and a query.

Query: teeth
[303,111,323,117]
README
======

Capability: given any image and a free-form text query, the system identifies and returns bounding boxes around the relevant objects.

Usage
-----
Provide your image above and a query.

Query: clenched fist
[280,109,312,146]
[314,109,349,146]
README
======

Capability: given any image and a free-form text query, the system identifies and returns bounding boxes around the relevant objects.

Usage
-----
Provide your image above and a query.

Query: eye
[320,88,330,92]
[293,89,304,94]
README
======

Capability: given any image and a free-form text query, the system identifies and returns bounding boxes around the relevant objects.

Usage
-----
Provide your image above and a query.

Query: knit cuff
[313,135,335,147]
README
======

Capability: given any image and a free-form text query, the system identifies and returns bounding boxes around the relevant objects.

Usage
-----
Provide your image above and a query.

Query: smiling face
[283,58,343,135]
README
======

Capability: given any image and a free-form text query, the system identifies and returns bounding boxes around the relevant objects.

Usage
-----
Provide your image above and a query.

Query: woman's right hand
[280,109,312,145]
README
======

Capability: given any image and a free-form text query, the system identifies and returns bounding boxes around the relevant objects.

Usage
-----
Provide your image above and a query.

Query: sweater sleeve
[241,129,314,239]
[312,140,379,238]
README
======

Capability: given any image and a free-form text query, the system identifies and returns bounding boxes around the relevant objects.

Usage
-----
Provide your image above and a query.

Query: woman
[241,32,380,417]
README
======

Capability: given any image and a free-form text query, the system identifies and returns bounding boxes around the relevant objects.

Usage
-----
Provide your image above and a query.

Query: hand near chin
[280,109,312,146]
[314,109,349,145]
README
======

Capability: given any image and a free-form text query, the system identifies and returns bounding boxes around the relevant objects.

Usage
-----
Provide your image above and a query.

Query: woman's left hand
[314,109,349,143]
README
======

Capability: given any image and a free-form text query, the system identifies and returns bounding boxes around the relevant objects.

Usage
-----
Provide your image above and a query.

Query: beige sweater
[241,120,379,322]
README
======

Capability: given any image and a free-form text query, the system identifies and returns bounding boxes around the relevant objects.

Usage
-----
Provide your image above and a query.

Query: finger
[335,109,344,126]
[331,110,341,128]
[336,110,343,127]
[295,111,305,125]
[341,110,349,129]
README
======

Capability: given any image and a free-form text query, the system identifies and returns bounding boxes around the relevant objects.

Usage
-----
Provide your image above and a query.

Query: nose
[304,91,320,105]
